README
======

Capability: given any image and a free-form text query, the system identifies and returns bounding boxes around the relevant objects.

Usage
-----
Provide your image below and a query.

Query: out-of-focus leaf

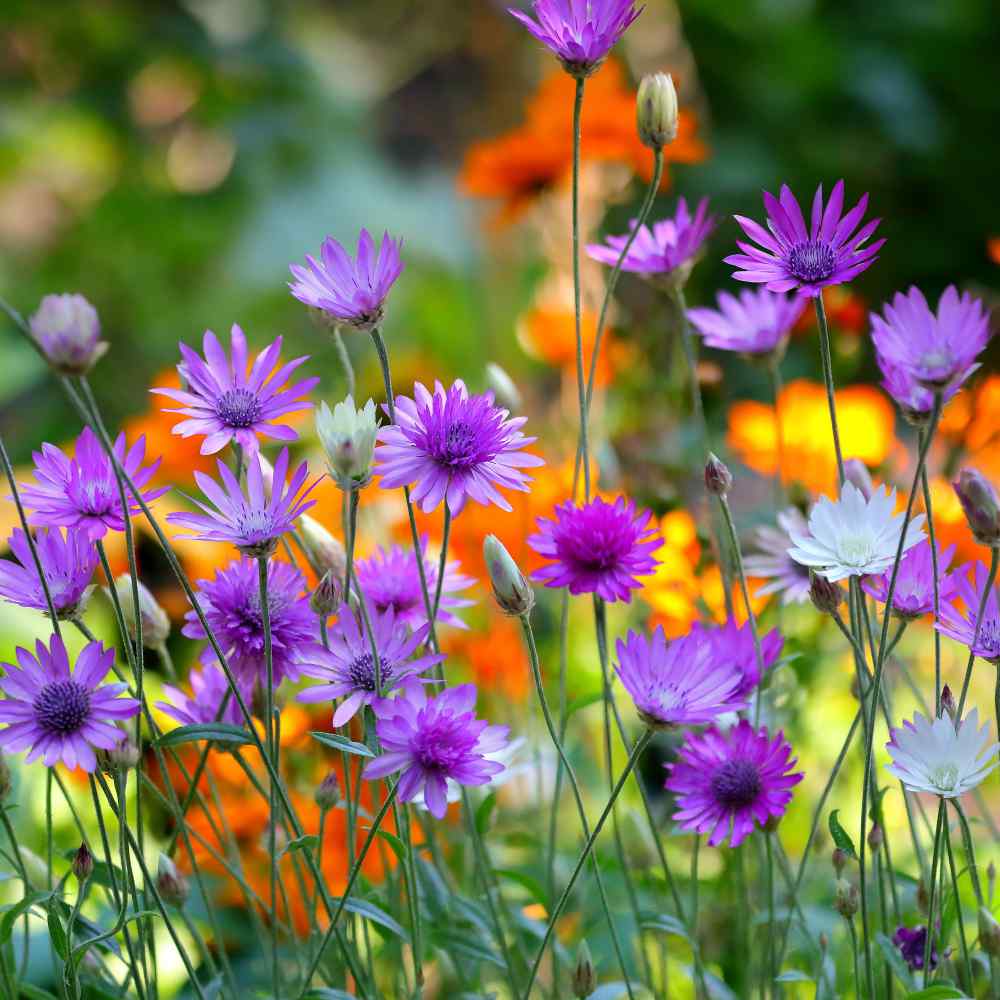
[640,912,690,940]
[566,691,603,719]
[876,932,917,990]
[302,990,358,1000]
[904,987,969,999]
[494,868,546,906]
[1,891,51,942]
[828,809,858,860]
[17,983,60,1000]
[46,905,68,960]
[310,732,374,757]
[156,723,252,748]
[375,829,408,863]
[432,930,506,969]
[340,897,409,942]
[416,857,450,919]
[475,791,497,836]
[277,834,319,859]
[775,970,813,982]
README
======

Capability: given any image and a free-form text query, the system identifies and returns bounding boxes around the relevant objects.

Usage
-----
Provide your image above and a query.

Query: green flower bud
[834,878,859,919]
[979,907,1000,957]
[109,575,170,648]
[809,573,843,615]
[636,73,679,150]
[571,940,597,998]
[72,842,94,883]
[953,467,1000,547]
[299,514,347,579]
[156,854,189,907]
[310,570,344,617]
[316,396,378,490]
[315,771,341,810]
[484,535,534,617]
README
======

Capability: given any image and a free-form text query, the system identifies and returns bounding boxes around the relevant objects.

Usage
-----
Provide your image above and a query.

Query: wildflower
[110,575,171,648]
[687,287,806,357]
[364,681,509,819]
[936,562,1000,663]
[892,925,938,972]
[952,468,1000,547]
[29,293,107,375]
[788,482,925,583]
[310,571,344,618]
[664,720,803,847]
[0,527,97,620]
[20,427,167,540]
[725,180,884,297]
[157,664,245,727]
[834,878,859,919]
[861,540,957,619]
[289,230,404,332]
[156,854,190,907]
[316,396,378,489]
[297,606,444,727]
[703,452,733,496]
[744,508,812,604]
[484,534,534,617]
[167,448,317,558]
[72,843,94,882]
[636,72,678,149]
[688,617,784,697]
[314,771,341,810]
[877,355,964,426]
[375,380,543,516]
[886,708,998,797]
[0,636,139,772]
[529,496,661,603]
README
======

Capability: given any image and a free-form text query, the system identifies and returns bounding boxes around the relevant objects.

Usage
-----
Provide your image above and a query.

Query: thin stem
[923,800,945,984]
[570,74,590,500]
[765,832,776,996]
[943,818,973,993]
[332,326,356,397]
[768,357,786,507]
[343,486,359,601]
[432,503,451,626]
[919,460,943,712]
[814,294,845,485]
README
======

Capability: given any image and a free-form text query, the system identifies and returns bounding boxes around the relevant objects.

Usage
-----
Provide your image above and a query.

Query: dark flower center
[347,652,392,692]
[235,510,274,539]
[710,758,762,810]
[787,240,836,283]
[440,421,479,468]
[217,388,261,429]
[34,679,90,734]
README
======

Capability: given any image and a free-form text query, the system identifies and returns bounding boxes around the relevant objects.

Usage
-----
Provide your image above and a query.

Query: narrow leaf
[310,731,374,757]
[828,809,858,860]
[156,723,253,748]
[278,835,319,859]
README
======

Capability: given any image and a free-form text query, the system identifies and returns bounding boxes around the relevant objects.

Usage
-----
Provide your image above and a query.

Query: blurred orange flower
[443,609,530,703]
[988,238,1000,266]
[793,287,867,337]
[517,305,622,386]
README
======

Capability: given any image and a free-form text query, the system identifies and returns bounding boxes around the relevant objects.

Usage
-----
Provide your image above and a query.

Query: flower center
[929,762,959,792]
[235,510,274,539]
[216,388,261,429]
[347,652,390,692]
[710,758,762,810]
[837,534,876,568]
[34,679,90,734]
[787,240,836,283]
[440,421,478,468]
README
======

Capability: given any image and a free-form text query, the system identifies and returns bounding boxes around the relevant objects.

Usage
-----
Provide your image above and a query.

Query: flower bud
[834,878,859,919]
[156,854,189,907]
[980,907,1000,957]
[29,293,108,375]
[72,842,94,883]
[486,362,522,412]
[953,468,1000,547]
[867,822,883,852]
[941,684,957,723]
[832,847,849,877]
[299,514,347,579]
[316,397,378,490]
[636,72,679,150]
[809,573,843,615]
[315,771,341,810]
[704,453,732,496]
[310,570,344,617]
[571,940,597,998]
[109,575,170,649]
[843,458,874,501]
[484,535,534,617]
[100,731,140,772]
[0,753,11,802]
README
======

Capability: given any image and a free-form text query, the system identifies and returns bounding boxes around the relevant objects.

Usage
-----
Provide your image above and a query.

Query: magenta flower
[364,680,509,819]
[529,496,660,603]
[687,287,806,356]
[151,325,318,456]
[689,617,784,697]
[744,508,812,605]
[0,527,97,620]
[586,199,715,280]
[0,635,139,772]
[725,180,884,297]
[893,925,938,973]
[861,539,958,619]
[665,720,803,847]
[355,539,475,630]
[375,380,543,516]
[936,562,1000,664]
[298,605,444,727]
[289,230,404,331]
[20,427,167,540]
[157,665,245,728]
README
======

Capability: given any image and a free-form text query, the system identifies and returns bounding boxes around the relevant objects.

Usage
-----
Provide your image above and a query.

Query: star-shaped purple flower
[687,287,806,356]
[0,527,97,620]
[157,664,245,728]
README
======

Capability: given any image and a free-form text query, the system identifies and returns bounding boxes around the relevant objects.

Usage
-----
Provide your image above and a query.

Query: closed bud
[809,573,843,615]
[0,753,11,802]
[29,293,108,375]
[72,842,94,882]
[941,684,957,723]
[843,458,874,501]
[636,72,679,150]
[571,940,597,998]
[867,822,883,851]
[299,515,347,579]
[102,732,140,771]
[834,878,859,919]
[156,854,189,907]
[484,535,534,616]
[704,453,733,496]
[832,847,849,876]
[979,907,1000,957]
[310,570,344,617]
[109,575,170,649]
[953,468,1000,547]
[316,396,378,490]
[486,363,522,412]
[315,771,341,810]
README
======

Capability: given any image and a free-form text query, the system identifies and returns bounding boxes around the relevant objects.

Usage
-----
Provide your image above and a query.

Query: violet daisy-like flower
[0,635,139,772]
[298,606,445,727]
[744,508,812,604]
[586,199,715,282]
[168,448,317,558]
[861,539,958,619]
[355,539,475,630]
[0,527,97,620]
[665,720,803,848]
[151,324,319,457]
[364,680,509,819]
[507,0,642,78]
[687,287,806,357]
[876,355,964,426]
[157,665,245,728]
[375,380,544,516]
[289,230,404,332]
[20,427,167,540]
[725,180,884,298]
[689,617,784,697]
[529,496,661,603]
[182,557,324,688]
[893,925,938,973]
[936,562,1000,664]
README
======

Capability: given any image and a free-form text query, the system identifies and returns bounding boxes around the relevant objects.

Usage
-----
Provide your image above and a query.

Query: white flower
[886,708,998,798]
[787,482,925,582]
[316,395,378,488]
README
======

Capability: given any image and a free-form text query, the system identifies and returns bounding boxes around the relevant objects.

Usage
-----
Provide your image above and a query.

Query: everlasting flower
[636,72,678,149]
[298,606,444,727]
[529,496,661,603]
[29,293,107,375]
[168,448,317,558]
[316,396,379,489]
[151,325,318,457]
[952,467,1000,548]
[892,925,938,973]
[20,427,167,540]
[744,508,812,604]
[689,617,784,697]
[725,180,884,297]
[0,636,139,772]
[687,288,806,357]
[936,562,1000,663]
[665,720,803,847]
[375,380,543,516]
[157,665,245,728]
[289,230,404,331]
[788,482,925,583]
[364,681,510,819]
[886,708,997,797]
[0,527,97,620]
[861,540,958,619]
[110,575,171,648]
[876,354,963,425]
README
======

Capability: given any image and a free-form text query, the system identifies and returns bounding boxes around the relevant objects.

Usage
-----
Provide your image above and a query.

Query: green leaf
[302,991,358,1000]
[566,691,603,719]
[775,970,813,983]
[339,897,409,942]
[0,891,51,943]
[904,988,969,999]
[17,984,60,1000]
[876,931,917,991]
[869,785,890,824]
[374,829,408,863]
[156,723,253,748]
[277,834,319,859]
[432,930,506,969]
[494,868,547,906]
[475,791,497,837]
[640,913,690,940]
[46,905,68,961]
[310,732,374,758]
[415,857,450,920]
[828,809,858,861]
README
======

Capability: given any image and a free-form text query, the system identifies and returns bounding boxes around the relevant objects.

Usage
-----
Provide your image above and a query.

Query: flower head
[375,380,543,516]
[876,353,964,425]
[893,925,938,973]
[0,527,97,620]
[687,287,806,357]
[151,324,318,457]
[725,180,884,297]
[298,606,445,727]
[289,230,404,331]
[29,293,107,375]
[316,396,379,489]
[157,665,245,728]
[665,720,803,847]
[788,482,925,582]
[529,495,661,603]
[688,617,784,697]
[20,427,167,540]
[744,508,812,604]
[886,708,998,798]
[0,635,139,772]
[936,562,1000,663]
[861,540,958,619]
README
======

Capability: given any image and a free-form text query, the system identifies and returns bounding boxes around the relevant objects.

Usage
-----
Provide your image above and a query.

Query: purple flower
[664,720,803,847]
[936,562,1000,664]
[744,508,812,605]
[861,540,958,619]
[876,356,963,425]
[871,286,990,395]
[151,324,318,457]
[689,617,784,697]
[298,606,445,727]
[20,427,167,540]
[529,496,661,603]
[0,527,98,620]
[687,287,806,356]
[289,230,404,331]
[586,199,715,280]
[182,557,324,688]
[355,539,475,630]
[507,0,642,77]
[0,635,139,772]
[892,925,938,972]
[614,626,746,729]
[364,681,509,819]
[375,380,544,516]
[157,665,245,728]
[168,448,317,558]
[29,293,107,375]
[725,180,884,298]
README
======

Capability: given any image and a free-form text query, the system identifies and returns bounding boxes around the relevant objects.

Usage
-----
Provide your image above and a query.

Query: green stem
[919,460,943,712]
[570,74,590,500]
[814,294,845,485]
[332,326,355,398]
[943,818,972,993]
[432,503,451,626]
[343,486,359,602]
[923,800,945,984]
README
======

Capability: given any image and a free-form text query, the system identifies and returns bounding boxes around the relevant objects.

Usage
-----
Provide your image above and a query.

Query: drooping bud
[316,396,378,490]
[953,468,1000,547]
[107,732,141,771]
[636,72,679,150]
[486,362,522,412]
[29,293,108,375]
[156,854,189,907]
[0,753,11,801]
[809,573,843,615]
[72,842,94,883]
[310,570,344,618]
[109,575,170,649]
[484,535,534,617]
[315,771,341,811]
[941,684,957,723]
[979,907,1000,957]
[843,458,874,501]
[867,822,884,852]
[832,848,848,877]
[299,514,347,578]
[834,878,859,919]
[571,940,597,998]
[704,453,733,496]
